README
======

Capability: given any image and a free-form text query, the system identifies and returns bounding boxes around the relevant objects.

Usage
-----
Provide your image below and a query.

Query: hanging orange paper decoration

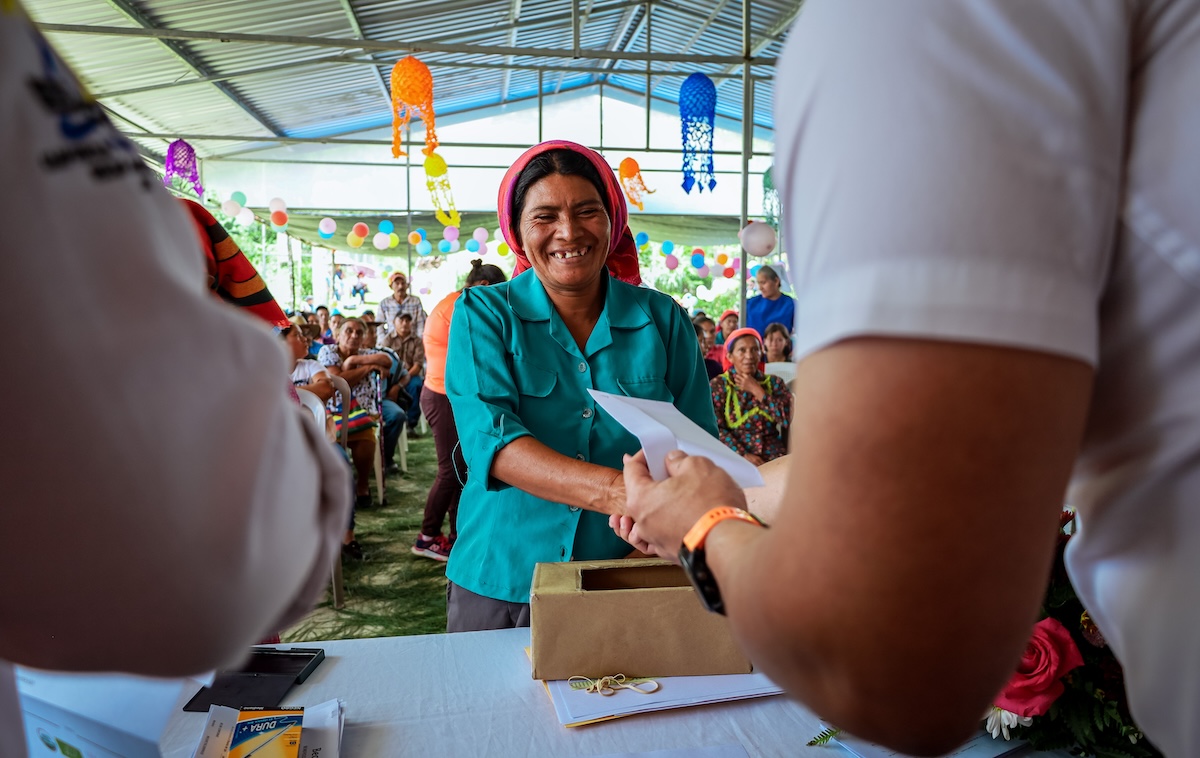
[425,152,461,227]
[618,157,655,211]
[390,56,438,158]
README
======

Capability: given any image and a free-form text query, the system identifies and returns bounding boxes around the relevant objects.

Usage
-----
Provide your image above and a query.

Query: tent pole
[599,80,604,149]
[644,0,652,151]
[290,239,297,310]
[406,125,413,277]
[738,0,752,326]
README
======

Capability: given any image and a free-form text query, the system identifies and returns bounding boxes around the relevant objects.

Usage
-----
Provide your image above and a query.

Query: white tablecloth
[159,628,827,757]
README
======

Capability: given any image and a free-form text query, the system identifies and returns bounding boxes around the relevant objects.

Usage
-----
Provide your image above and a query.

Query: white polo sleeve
[776,0,1131,366]
[0,7,351,689]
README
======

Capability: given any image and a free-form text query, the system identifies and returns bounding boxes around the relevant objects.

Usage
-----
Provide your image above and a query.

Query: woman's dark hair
[757,265,780,282]
[511,149,609,227]
[466,258,508,287]
[763,322,792,358]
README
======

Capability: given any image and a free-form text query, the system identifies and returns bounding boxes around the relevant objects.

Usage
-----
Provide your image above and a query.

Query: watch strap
[678,507,766,616]
[682,507,764,552]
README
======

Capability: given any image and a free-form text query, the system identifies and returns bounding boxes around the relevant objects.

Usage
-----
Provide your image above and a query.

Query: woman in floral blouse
[317,318,392,508]
[710,328,792,465]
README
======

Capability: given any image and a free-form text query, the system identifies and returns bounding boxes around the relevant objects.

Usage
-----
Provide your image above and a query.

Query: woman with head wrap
[711,328,792,466]
[318,318,392,511]
[444,141,718,631]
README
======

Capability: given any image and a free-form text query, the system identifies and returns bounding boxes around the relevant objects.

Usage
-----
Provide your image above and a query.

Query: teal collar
[506,271,651,357]
[507,271,651,328]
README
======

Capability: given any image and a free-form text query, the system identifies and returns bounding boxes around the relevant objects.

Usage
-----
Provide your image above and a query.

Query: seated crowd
[284,258,522,565]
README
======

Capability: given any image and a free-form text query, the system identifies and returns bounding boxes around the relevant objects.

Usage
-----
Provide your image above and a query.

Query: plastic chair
[765,361,796,384]
[398,421,409,474]
[325,375,357,611]
[326,375,353,451]
[368,370,386,505]
[295,388,326,429]
[329,371,386,506]
[297,387,347,609]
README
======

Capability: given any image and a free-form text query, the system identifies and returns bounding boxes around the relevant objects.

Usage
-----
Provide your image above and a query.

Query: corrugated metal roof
[24,0,800,160]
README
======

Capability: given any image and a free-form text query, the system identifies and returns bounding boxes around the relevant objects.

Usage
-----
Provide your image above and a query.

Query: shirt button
[582,408,593,419]
[577,362,587,372]
[569,506,580,512]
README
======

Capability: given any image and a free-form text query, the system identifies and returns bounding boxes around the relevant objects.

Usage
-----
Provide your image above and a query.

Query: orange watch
[678,507,767,615]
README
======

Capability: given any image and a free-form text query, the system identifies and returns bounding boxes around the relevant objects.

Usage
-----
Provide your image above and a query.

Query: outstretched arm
[493,439,626,515]
[623,337,1091,754]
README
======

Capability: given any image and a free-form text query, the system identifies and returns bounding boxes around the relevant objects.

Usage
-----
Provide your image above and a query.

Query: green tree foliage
[639,241,747,315]
[209,199,312,309]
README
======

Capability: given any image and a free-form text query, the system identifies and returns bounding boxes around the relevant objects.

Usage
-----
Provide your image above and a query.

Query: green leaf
[807,727,842,746]
[1066,705,1096,744]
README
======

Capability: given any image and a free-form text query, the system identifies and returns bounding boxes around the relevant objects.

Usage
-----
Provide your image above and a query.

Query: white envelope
[588,389,764,488]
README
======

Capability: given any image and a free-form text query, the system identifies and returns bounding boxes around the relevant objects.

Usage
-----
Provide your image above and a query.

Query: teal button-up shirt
[445,272,719,603]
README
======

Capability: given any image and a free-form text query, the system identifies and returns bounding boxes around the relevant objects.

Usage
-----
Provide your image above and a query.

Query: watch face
[679,546,725,615]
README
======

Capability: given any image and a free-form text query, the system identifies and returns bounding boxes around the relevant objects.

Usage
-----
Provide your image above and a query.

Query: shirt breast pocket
[514,358,558,401]
[617,376,674,404]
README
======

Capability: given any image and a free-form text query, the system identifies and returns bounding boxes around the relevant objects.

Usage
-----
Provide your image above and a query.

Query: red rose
[994,618,1084,718]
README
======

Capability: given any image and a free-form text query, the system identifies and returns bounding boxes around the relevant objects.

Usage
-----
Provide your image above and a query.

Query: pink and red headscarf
[497,140,642,286]
[721,327,765,372]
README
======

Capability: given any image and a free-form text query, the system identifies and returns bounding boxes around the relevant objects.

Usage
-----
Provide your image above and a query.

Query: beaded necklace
[723,371,775,429]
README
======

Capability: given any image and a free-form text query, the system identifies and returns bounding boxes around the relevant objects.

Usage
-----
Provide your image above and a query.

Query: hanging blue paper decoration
[163,139,203,197]
[679,73,717,194]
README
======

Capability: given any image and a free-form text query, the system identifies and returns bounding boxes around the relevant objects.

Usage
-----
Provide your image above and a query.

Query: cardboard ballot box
[530,558,753,680]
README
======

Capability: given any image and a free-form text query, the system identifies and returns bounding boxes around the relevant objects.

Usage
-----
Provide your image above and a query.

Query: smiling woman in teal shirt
[444,141,717,629]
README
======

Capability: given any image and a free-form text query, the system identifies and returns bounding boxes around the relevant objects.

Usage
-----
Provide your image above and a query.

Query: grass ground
[281,432,450,642]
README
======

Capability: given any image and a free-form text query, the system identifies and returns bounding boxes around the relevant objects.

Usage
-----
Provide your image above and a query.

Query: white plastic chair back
[765,361,796,383]
[295,385,347,610]
[295,388,326,428]
[326,374,353,450]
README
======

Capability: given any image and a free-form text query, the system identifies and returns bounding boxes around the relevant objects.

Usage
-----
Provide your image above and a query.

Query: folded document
[588,390,764,488]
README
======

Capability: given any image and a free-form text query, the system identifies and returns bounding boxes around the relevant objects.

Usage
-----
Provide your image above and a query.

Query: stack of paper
[192,699,345,758]
[544,672,783,728]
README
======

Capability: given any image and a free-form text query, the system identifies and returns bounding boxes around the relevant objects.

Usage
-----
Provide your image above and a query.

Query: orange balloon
[408,231,422,245]
[716,253,728,265]
[270,210,288,226]
[352,222,369,238]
